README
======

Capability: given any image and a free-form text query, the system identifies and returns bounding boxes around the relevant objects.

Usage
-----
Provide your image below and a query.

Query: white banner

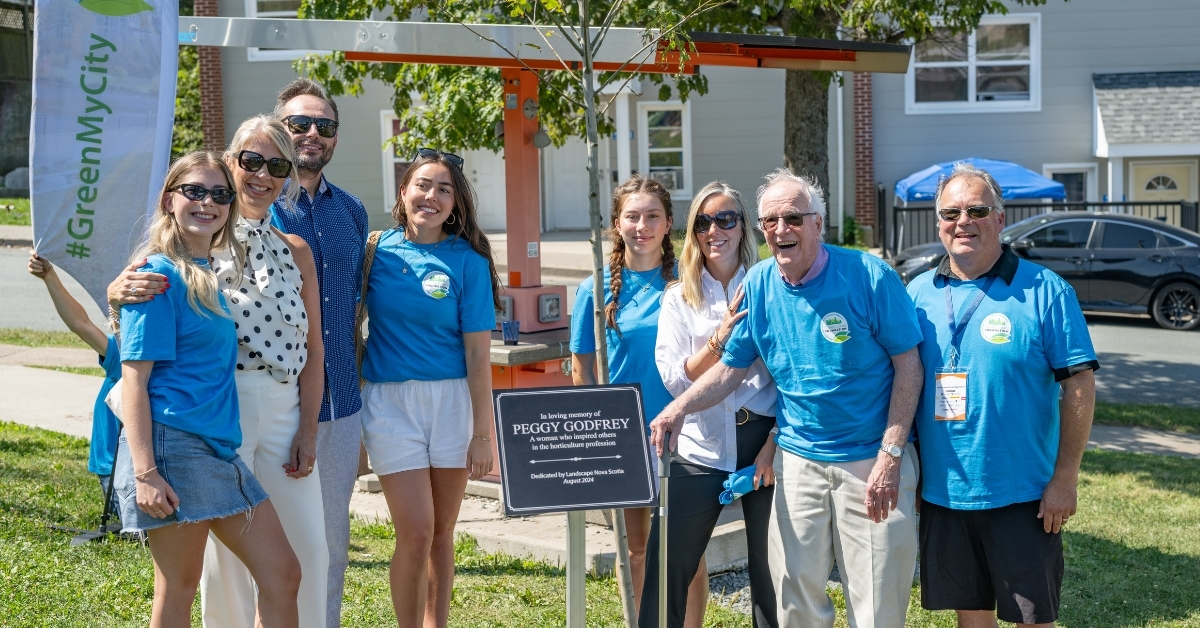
[29,0,178,311]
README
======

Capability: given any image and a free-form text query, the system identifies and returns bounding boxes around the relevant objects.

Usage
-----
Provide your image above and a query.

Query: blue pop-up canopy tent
[894,157,1066,205]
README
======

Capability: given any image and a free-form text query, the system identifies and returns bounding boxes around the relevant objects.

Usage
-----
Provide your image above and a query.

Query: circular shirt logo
[422,271,451,299]
[980,313,1012,344]
[820,312,851,343]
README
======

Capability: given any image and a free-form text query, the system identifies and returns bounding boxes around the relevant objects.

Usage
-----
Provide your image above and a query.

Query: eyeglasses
[238,150,293,179]
[282,115,339,138]
[937,205,995,221]
[415,147,465,170]
[173,184,235,205]
[693,210,742,233]
[758,212,818,230]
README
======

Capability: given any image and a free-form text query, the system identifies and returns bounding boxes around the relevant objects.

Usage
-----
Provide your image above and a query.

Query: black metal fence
[884,200,1200,255]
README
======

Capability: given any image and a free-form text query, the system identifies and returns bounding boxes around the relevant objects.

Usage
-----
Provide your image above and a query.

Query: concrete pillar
[1108,157,1125,205]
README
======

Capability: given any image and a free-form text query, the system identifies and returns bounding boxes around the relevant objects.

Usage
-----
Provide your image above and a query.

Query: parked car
[890,211,1200,331]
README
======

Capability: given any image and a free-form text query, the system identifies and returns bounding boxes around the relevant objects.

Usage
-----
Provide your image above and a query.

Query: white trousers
[200,371,329,628]
[768,444,919,628]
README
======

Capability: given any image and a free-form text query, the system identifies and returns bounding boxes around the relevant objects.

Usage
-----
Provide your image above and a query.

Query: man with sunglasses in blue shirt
[270,78,369,628]
[651,168,925,628]
[906,163,1097,628]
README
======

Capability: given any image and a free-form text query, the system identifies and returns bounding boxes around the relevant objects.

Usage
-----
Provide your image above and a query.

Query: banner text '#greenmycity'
[67,33,117,259]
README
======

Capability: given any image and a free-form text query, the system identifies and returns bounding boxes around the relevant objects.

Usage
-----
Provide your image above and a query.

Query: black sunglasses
[758,212,818,230]
[174,184,235,205]
[283,115,339,138]
[693,210,742,233]
[415,147,465,170]
[937,205,995,221]
[238,150,293,179]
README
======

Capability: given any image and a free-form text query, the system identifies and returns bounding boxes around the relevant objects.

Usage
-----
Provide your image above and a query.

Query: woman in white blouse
[644,181,779,628]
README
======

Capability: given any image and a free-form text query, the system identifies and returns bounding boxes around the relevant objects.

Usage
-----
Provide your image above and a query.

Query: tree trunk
[783,69,831,217]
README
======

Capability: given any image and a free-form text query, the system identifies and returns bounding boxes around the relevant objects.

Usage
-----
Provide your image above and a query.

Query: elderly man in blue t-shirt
[906,164,1097,628]
[651,169,925,628]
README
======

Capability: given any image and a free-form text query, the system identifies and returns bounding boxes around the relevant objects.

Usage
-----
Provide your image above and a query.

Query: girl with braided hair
[571,174,705,625]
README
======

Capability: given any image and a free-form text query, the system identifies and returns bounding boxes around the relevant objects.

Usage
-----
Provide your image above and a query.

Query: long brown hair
[132,151,244,317]
[678,181,759,310]
[390,153,503,309]
[605,174,677,334]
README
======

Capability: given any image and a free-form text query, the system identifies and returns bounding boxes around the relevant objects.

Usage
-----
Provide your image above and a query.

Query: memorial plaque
[493,385,657,516]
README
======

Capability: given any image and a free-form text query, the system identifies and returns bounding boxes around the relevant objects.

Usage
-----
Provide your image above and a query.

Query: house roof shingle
[1094,71,1200,145]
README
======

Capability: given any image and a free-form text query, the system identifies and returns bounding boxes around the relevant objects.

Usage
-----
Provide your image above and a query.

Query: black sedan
[891,212,1200,331]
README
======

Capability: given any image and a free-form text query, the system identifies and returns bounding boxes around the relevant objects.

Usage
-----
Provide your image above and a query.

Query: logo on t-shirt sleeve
[979,313,1012,344]
[422,271,451,299]
[820,312,851,343]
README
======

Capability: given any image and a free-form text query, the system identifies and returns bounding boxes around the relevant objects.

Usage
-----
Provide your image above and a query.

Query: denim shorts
[113,422,268,533]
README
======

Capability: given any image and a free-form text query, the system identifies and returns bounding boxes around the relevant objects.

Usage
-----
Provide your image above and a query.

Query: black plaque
[493,384,657,516]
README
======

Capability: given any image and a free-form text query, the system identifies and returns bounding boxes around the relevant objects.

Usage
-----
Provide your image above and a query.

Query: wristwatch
[880,443,904,459]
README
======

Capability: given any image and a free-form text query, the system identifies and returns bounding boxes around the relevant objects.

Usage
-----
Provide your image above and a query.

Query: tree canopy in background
[172,0,203,159]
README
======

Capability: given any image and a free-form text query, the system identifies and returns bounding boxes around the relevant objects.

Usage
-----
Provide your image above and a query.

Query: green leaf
[77,0,153,17]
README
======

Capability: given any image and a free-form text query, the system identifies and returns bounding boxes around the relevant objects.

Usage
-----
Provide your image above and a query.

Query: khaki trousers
[768,444,918,628]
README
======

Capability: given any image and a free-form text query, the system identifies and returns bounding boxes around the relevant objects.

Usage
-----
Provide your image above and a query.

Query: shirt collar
[779,244,829,287]
[284,174,330,201]
[935,244,1019,285]
[700,264,747,299]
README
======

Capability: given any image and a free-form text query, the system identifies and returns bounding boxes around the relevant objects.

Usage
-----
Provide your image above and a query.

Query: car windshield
[1001,214,1057,243]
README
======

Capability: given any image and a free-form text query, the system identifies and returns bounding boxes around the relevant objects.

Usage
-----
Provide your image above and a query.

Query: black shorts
[919,499,1063,624]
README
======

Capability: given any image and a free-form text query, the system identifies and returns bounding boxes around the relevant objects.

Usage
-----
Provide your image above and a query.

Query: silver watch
[880,443,904,459]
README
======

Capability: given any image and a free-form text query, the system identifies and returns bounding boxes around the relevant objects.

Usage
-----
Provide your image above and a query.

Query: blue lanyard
[943,275,997,368]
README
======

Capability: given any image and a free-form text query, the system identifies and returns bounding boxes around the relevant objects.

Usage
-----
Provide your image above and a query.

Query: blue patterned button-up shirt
[271,176,368,422]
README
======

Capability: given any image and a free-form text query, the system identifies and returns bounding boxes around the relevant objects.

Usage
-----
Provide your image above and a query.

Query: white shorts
[360,378,473,475]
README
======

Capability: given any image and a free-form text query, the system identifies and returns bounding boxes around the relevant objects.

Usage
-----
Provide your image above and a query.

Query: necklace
[400,231,447,273]
[625,268,656,293]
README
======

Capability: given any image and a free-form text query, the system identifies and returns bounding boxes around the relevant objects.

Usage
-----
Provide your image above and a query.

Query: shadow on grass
[1062,531,1200,627]
[1081,449,1200,500]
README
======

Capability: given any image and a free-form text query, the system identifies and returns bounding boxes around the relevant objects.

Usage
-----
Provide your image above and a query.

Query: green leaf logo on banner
[77,0,153,16]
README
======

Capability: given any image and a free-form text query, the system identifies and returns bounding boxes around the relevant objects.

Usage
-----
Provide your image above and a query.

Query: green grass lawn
[0,198,30,226]
[26,365,107,378]
[3,421,1200,627]
[0,328,90,349]
[1094,401,1200,434]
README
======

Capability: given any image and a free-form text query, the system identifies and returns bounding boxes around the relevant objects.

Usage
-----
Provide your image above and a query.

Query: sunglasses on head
[937,205,995,221]
[693,210,742,233]
[238,150,293,179]
[282,115,339,138]
[174,184,235,205]
[415,147,465,170]
[758,212,818,230]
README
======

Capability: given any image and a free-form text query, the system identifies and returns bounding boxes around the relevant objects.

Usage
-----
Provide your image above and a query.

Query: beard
[295,142,333,173]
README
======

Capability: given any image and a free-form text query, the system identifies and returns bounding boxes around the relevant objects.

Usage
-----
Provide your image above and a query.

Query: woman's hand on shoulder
[714,285,748,346]
[107,258,169,308]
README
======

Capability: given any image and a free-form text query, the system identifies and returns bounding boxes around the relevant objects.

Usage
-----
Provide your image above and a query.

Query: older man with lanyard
[906,163,1097,628]
[651,168,924,628]
[270,78,368,628]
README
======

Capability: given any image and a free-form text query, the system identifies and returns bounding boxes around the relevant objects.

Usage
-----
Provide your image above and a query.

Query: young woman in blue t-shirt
[569,174,686,619]
[114,152,302,626]
[359,149,500,628]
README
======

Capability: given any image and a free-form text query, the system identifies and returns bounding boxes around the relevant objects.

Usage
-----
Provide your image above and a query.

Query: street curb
[1,238,33,249]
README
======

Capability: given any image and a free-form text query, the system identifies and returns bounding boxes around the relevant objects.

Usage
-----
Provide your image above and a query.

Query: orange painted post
[502,67,542,289]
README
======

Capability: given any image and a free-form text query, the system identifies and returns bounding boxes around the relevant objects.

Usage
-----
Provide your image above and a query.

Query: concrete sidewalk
[0,224,32,248]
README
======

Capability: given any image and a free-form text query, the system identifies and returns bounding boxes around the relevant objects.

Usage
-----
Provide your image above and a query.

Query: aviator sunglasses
[173,184,235,205]
[282,115,340,138]
[693,210,742,233]
[937,205,996,221]
[758,212,819,230]
[238,150,293,179]
[416,147,465,170]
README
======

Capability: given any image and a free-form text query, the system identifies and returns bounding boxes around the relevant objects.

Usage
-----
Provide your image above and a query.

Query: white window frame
[380,109,408,215]
[637,100,693,202]
[245,0,326,62]
[905,13,1041,115]
[1043,163,1100,203]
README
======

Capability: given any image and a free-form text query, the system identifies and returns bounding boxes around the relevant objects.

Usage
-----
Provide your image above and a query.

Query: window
[637,102,692,200]
[245,0,324,62]
[1160,233,1189,248]
[1026,221,1093,248]
[1043,163,1099,202]
[380,112,413,214]
[906,14,1040,114]
[1100,222,1157,249]
[1146,175,1179,191]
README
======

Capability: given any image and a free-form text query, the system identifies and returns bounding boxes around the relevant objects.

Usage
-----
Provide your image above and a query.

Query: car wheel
[1150,281,1200,331]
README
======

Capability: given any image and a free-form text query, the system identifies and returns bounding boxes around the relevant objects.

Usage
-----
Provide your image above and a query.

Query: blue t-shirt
[120,255,241,460]
[722,245,922,462]
[570,266,674,423]
[907,255,1098,510]
[89,334,122,476]
[361,230,497,383]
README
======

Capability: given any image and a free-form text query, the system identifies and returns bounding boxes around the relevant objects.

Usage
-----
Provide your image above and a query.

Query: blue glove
[718,465,759,505]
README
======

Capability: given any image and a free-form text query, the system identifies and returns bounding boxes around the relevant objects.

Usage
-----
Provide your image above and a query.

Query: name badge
[934,368,968,421]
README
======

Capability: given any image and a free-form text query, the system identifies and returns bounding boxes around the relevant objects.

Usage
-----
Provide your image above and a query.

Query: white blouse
[655,265,777,472]
[213,217,310,384]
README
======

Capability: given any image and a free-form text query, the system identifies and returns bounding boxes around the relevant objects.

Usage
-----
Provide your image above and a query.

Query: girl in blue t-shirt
[359,149,501,628]
[113,152,302,626]
[569,174,677,616]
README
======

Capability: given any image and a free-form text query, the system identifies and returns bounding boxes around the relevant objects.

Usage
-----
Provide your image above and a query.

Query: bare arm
[682,286,747,381]
[1039,368,1095,533]
[864,346,923,523]
[283,233,323,479]
[464,331,495,481]
[650,361,749,456]
[28,252,108,354]
[121,360,180,517]
[571,353,597,386]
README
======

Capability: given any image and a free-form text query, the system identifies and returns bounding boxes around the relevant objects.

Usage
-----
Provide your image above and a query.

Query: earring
[446,212,458,226]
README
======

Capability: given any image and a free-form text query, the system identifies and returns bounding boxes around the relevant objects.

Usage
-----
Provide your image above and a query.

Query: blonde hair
[133,152,244,317]
[678,181,759,310]
[225,115,301,211]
